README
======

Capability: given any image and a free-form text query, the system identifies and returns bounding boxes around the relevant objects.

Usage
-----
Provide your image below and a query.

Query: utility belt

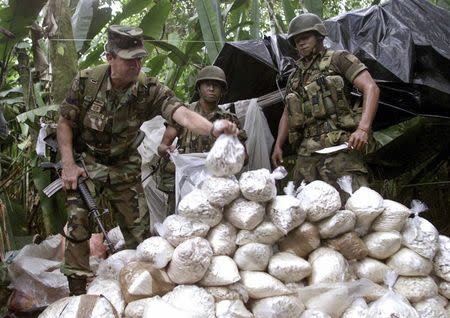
[303,120,337,138]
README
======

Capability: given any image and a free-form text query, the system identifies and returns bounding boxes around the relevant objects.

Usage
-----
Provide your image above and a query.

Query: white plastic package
[167,237,213,284]
[341,298,368,318]
[205,286,247,303]
[96,249,137,280]
[224,198,265,230]
[207,222,237,256]
[413,297,448,318]
[124,298,151,318]
[297,180,341,222]
[433,235,450,281]
[300,310,331,318]
[267,192,306,234]
[158,214,210,247]
[136,236,174,268]
[206,133,245,177]
[278,222,320,258]
[371,199,411,232]
[239,270,292,299]
[201,176,241,207]
[318,210,356,239]
[439,281,450,299]
[107,226,125,251]
[199,255,240,286]
[142,296,198,318]
[39,295,119,318]
[216,299,254,318]
[267,252,312,283]
[233,243,272,271]
[177,188,223,227]
[251,295,305,318]
[352,257,390,283]
[402,200,439,260]
[87,277,125,316]
[363,231,402,260]
[386,247,432,276]
[394,276,438,302]
[162,285,216,318]
[236,221,284,246]
[239,168,281,202]
[367,271,419,318]
[308,247,349,285]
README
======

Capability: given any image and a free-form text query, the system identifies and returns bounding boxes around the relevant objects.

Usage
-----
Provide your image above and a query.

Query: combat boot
[67,276,87,296]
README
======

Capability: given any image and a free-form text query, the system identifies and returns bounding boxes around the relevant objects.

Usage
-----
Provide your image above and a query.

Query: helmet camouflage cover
[287,13,327,45]
[195,65,227,90]
[106,25,148,59]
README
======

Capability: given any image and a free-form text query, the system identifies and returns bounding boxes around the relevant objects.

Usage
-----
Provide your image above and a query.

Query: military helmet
[106,25,148,59]
[287,13,327,46]
[195,66,227,90]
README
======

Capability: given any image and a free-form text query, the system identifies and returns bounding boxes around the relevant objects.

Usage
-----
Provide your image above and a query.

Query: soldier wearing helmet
[57,26,239,295]
[272,13,380,197]
[151,66,246,228]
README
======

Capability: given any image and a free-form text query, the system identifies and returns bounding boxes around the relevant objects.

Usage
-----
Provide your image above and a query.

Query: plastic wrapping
[224,198,265,230]
[318,210,356,239]
[367,272,419,318]
[363,231,402,260]
[297,180,341,222]
[236,221,284,246]
[167,237,213,284]
[162,285,215,318]
[278,222,320,258]
[344,185,384,236]
[205,286,246,303]
[297,279,376,318]
[38,295,119,318]
[159,214,210,247]
[267,252,311,283]
[207,222,237,256]
[300,310,331,318]
[216,299,254,318]
[87,277,125,316]
[239,168,277,202]
[327,232,368,260]
[201,176,241,207]
[394,276,438,303]
[206,133,245,177]
[251,295,305,318]
[142,296,198,318]
[402,200,439,260]
[267,194,306,234]
[119,261,175,304]
[233,243,272,271]
[352,257,390,284]
[341,298,368,318]
[413,297,448,318]
[433,235,450,281]
[308,247,349,285]
[386,247,432,276]
[199,255,240,286]
[136,236,174,269]
[439,281,450,299]
[107,227,125,252]
[124,298,151,318]
[371,200,411,232]
[96,249,137,280]
[177,188,223,227]
[239,270,292,299]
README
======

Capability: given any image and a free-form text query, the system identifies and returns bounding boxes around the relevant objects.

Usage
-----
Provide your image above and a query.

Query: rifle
[40,158,116,254]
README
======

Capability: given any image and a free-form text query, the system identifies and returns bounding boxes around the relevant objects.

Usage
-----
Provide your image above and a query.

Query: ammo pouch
[286,92,304,149]
[304,81,327,119]
[326,75,358,130]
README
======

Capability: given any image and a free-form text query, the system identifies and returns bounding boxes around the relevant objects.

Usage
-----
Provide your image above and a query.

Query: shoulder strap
[81,64,109,101]
[319,50,334,72]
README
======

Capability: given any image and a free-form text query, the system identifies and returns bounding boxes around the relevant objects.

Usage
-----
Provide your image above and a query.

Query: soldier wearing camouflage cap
[272,13,380,197]
[150,66,246,230]
[57,26,239,295]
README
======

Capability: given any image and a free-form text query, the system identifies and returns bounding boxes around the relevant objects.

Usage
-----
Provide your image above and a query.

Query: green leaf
[0,86,22,98]
[195,0,226,63]
[57,45,65,56]
[79,44,104,70]
[250,0,260,39]
[282,0,296,24]
[304,0,323,18]
[110,0,154,25]
[147,54,167,77]
[16,105,59,124]
[140,0,170,40]
[143,35,189,66]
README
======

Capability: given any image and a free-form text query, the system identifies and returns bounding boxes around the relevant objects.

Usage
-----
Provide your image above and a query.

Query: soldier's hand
[61,162,86,191]
[157,144,176,159]
[271,146,284,167]
[348,127,369,151]
[211,119,239,137]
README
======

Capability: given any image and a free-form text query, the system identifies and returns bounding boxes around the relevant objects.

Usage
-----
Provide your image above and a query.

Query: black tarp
[214,0,450,130]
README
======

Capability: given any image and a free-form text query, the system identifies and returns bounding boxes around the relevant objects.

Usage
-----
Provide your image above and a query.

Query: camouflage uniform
[59,59,183,277]
[286,48,376,193]
[154,101,246,215]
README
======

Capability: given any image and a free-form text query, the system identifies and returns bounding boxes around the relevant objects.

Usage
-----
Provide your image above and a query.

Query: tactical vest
[286,50,361,149]
[77,65,155,162]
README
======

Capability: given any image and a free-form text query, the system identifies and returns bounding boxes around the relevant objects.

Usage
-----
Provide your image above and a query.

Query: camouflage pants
[293,150,369,202]
[60,178,148,278]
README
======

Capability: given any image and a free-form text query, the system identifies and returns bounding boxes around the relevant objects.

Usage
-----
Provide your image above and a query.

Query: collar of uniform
[106,75,139,96]
[297,48,328,69]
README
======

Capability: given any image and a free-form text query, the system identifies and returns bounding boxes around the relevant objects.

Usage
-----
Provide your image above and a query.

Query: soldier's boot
[67,276,87,296]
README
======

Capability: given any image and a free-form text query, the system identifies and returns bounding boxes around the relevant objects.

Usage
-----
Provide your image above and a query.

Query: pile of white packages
[40,135,450,318]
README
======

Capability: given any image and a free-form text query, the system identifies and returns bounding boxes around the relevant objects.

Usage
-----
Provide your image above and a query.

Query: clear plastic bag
[206,131,245,177]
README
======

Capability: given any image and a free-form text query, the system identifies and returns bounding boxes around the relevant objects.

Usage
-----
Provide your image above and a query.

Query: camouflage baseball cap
[106,25,148,59]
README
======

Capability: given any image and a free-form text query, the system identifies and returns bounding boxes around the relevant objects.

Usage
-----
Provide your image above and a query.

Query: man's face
[293,31,319,58]
[198,80,223,103]
[107,53,142,84]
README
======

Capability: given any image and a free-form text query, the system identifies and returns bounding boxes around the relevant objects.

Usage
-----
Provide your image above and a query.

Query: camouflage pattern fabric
[59,64,182,277]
